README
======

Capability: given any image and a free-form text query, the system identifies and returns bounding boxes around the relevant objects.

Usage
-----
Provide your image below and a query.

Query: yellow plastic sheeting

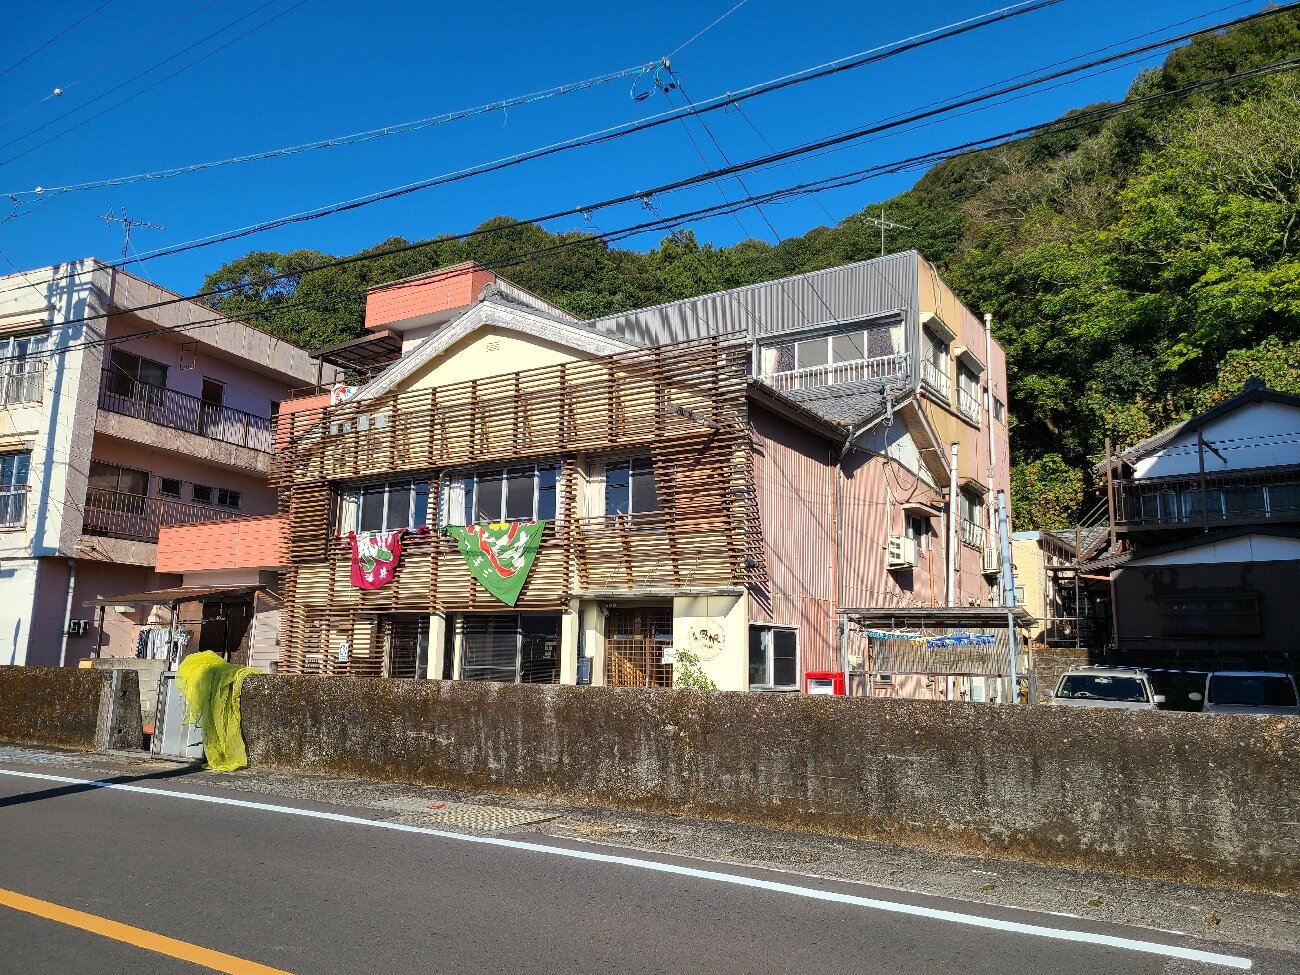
[176,651,260,772]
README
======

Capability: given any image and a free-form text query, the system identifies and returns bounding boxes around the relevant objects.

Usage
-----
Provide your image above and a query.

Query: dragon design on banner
[443,520,547,606]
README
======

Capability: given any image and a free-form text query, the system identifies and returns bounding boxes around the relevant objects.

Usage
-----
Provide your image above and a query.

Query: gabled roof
[1079,525,1300,573]
[355,295,635,402]
[1109,381,1300,469]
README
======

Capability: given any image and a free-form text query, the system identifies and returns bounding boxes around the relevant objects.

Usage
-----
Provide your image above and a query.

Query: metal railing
[82,486,239,542]
[958,385,982,422]
[960,519,986,550]
[765,353,910,392]
[922,360,951,399]
[1113,467,1300,529]
[98,369,273,453]
[0,484,26,530]
[0,361,44,406]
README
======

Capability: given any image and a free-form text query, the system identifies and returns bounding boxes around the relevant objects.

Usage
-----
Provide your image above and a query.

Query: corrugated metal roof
[583,251,918,345]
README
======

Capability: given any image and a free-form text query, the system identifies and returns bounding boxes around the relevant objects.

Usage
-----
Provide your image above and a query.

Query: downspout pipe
[58,558,76,667]
[984,313,998,558]
[946,442,959,607]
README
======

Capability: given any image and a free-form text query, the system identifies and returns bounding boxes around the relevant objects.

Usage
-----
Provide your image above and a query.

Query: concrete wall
[240,677,1299,895]
[0,665,121,749]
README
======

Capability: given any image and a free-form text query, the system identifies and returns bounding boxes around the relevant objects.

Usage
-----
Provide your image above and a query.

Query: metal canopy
[309,329,403,372]
[843,605,1036,627]
[83,585,278,608]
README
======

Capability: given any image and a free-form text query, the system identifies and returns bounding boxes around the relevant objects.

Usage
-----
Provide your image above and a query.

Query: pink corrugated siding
[748,407,836,673]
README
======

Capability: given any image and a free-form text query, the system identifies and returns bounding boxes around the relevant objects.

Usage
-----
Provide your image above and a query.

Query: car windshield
[1208,675,1298,707]
[1056,675,1149,702]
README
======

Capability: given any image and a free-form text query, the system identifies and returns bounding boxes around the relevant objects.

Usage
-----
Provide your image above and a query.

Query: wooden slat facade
[274,335,764,676]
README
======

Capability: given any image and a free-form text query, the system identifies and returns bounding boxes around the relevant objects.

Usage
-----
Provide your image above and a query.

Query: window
[216,488,241,509]
[192,484,213,505]
[905,513,929,554]
[1160,593,1260,636]
[922,330,950,397]
[605,457,660,517]
[107,349,168,394]
[88,461,148,496]
[957,365,981,422]
[447,464,557,526]
[748,625,798,690]
[459,614,561,684]
[343,478,431,533]
[0,330,49,405]
[0,450,30,528]
[160,478,182,498]
[959,490,986,549]
[992,397,1006,423]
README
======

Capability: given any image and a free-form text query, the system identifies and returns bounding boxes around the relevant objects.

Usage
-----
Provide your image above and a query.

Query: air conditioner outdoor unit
[65,619,90,637]
[886,535,917,570]
[981,546,1002,575]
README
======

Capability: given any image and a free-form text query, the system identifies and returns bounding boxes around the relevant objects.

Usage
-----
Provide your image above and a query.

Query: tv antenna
[856,208,910,257]
[100,206,164,260]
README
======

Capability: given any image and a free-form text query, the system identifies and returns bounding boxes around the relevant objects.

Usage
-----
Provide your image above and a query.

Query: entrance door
[384,615,430,679]
[605,608,673,688]
[200,378,225,438]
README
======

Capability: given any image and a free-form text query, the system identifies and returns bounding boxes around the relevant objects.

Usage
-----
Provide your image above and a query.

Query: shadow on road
[0,764,203,808]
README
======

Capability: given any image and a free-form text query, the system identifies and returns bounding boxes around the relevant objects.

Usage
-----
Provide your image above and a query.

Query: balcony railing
[1113,467,1300,530]
[958,385,982,422]
[0,362,43,407]
[765,353,910,392]
[960,519,986,550]
[98,370,273,453]
[922,360,951,399]
[0,484,27,530]
[82,486,239,542]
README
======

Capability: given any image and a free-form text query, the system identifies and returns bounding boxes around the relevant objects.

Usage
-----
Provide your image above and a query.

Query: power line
[666,0,752,60]
[2,59,664,200]
[4,48,1293,363]
[1,0,1057,201]
[0,0,313,167]
[0,0,118,81]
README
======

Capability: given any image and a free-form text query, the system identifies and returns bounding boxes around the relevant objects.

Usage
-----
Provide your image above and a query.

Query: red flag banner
[348,529,406,589]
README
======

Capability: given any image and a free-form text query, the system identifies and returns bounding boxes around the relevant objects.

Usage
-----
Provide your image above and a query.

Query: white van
[1196,671,1299,716]
[1050,666,1164,710]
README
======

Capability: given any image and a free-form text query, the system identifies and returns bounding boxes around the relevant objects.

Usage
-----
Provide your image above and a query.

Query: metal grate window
[1159,593,1260,636]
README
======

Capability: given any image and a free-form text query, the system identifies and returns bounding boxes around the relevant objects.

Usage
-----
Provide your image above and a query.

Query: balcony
[922,360,951,399]
[83,486,240,542]
[958,385,982,423]
[0,362,43,407]
[1113,467,1300,531]
[960,519,987,550]
[0,484,26,530]
[765,353,910,393]
[98,369,273,453]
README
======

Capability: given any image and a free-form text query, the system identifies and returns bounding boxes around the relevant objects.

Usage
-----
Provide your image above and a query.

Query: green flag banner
[444,520,547,606]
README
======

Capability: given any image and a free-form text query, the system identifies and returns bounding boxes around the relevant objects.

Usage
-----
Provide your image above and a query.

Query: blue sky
[0,0,1264,293]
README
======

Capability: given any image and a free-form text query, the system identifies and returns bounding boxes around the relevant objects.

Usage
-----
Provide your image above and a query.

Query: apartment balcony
[1113,466,1300,532]
[0,485,26,530]
[0,362,43,407]
[96,369,273,472]
[82,486,241,543]
[764,353,910,393]
[958,385,982,423]
[960,518,986,550]
[922,360,951,399]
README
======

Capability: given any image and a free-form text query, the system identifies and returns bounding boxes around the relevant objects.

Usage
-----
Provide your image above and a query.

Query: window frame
[603,456,661,519]
[159,478,182,499]
[748,624,799,691]
[444,463,558,526]
[216,488,241,510]
[342,478,431,534]
[88,461,149,496]
[905,513,930,554]
[456,613,562,684]
[192,483,214,505]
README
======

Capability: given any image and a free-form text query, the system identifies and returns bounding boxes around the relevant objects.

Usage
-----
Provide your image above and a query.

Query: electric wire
[0,0,118,80]
[3,47,1294,365]
[2,0,1057,197]
[665,0,752,60]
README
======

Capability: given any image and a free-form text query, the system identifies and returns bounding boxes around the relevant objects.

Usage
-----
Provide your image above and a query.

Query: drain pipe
[984,313,998,559]
[57,558,76,667]
[946,442,960,607]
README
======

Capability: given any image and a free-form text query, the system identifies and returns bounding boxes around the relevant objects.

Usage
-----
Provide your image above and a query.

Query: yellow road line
[0,886,293,975]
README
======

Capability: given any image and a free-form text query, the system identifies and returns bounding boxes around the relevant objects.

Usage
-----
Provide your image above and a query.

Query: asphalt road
[0,754,1274,975]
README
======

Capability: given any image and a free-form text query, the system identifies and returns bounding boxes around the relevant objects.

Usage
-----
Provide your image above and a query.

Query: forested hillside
[201,11,1300,530]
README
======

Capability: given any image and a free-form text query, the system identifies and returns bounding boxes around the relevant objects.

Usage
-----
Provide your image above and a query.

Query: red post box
[804,670,845,695]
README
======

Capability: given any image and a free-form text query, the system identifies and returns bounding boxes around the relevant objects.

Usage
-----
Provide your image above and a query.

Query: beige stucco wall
[402,327,591,392]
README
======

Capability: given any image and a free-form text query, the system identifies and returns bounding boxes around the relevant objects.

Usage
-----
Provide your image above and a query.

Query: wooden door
[605,608,673,688]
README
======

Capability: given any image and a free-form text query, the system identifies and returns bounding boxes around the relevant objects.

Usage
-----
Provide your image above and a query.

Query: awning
[309,329,403,372]
[83,585,280,609]
[843,605,1036,627]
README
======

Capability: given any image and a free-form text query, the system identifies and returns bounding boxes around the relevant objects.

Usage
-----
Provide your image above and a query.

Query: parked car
[1193,671,1300,716]
[1050,666,1165,710]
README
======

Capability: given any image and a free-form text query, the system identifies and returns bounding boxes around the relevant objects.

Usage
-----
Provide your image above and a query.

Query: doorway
[605,607,673,688]
[200,378,224,438]
[384,614,430,679]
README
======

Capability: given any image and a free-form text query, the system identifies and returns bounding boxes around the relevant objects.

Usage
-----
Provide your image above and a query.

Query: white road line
[0,766,1253,970]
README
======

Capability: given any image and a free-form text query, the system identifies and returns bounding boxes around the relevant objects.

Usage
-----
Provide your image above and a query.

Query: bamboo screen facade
[272,334,764,676]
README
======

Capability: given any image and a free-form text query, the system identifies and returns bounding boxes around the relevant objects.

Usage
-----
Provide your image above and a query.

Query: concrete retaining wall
[239,677,1300,896]
[0,665,142,751]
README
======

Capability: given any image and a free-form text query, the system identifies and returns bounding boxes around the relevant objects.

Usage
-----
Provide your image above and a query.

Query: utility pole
[100,206,164,260]
[996,489,1019,703]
